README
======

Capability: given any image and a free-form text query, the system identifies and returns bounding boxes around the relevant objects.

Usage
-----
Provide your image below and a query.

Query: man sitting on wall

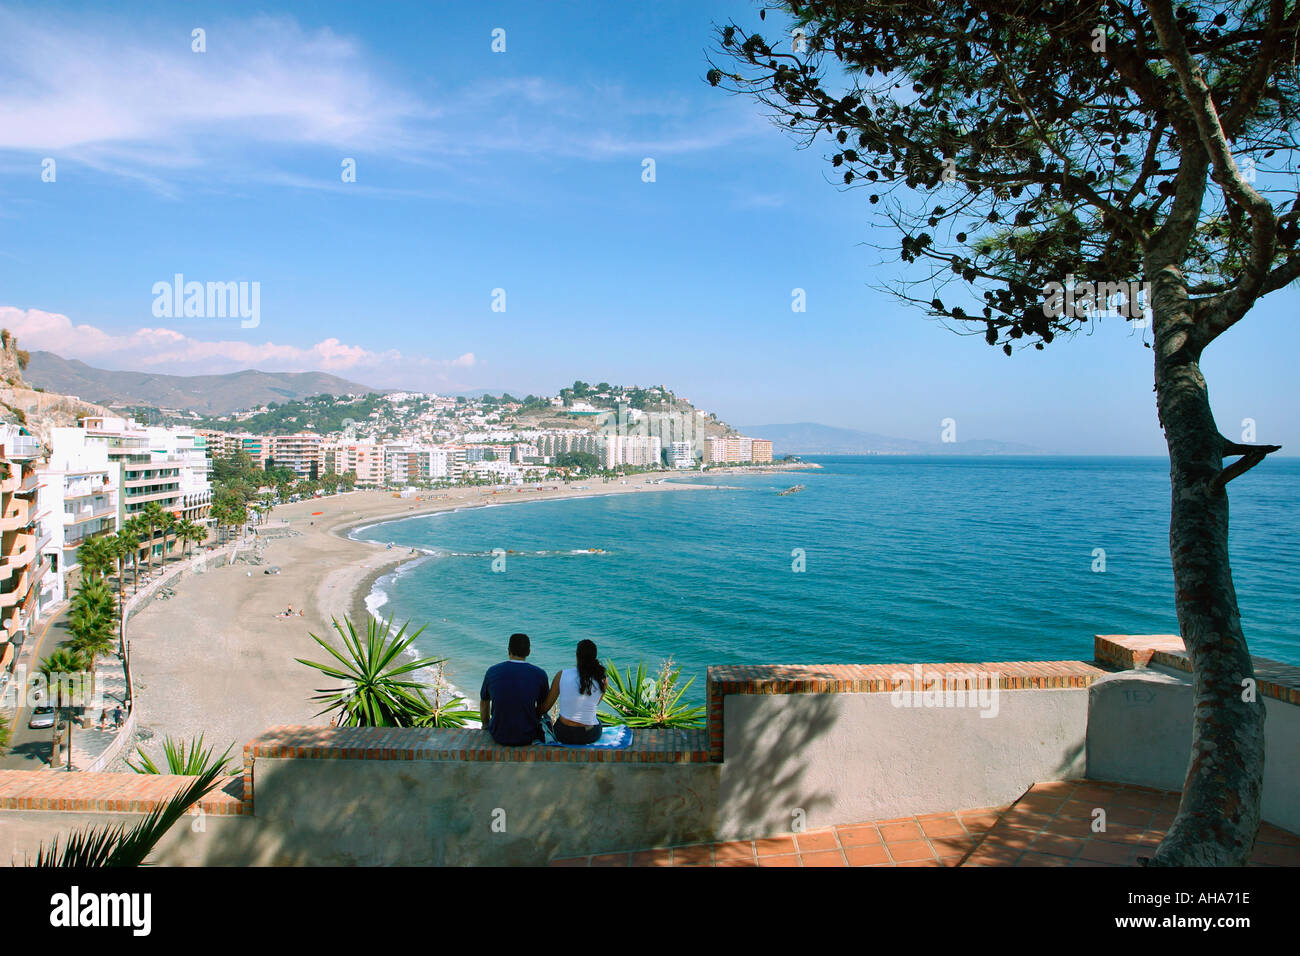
[479,632,549,746]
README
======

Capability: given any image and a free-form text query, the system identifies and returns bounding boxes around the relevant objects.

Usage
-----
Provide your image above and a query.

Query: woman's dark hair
[576,639,606,696]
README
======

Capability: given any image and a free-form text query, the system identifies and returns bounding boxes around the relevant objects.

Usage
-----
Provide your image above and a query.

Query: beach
[117,470,787,762]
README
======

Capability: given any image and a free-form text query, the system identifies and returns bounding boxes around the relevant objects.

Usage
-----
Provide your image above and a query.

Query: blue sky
[0,0,1296,455]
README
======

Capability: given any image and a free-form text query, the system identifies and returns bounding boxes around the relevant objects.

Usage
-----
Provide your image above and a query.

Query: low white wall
[1086,667,1300,833]
[714,687,1090,838]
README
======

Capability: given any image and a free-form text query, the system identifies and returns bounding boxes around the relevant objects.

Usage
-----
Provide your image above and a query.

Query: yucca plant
[126,733,238,776]
[411,662,479,729]
[598,657,706,729]
[297,616,447,727]
[31,760,227,866]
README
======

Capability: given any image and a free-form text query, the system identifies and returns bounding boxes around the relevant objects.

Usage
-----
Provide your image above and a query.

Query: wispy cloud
[0,8,759,189]
[0,306,476,389]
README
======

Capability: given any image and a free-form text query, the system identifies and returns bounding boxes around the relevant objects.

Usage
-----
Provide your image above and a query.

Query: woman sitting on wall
[540,639,606,745]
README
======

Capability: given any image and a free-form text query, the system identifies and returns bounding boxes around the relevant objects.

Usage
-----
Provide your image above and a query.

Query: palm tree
[39,647,92,755]
[296,616,448,727]
[68,580,118,663]
[179,518,208,557]
[105,530,135,623]
[141,501,167,576]
[32,761,227,866]
[122,516,149,592]
[76,536,115,583]
[126,733,238,776]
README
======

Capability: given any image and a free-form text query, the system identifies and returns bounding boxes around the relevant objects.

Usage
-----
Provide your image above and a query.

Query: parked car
[28,704,56,729]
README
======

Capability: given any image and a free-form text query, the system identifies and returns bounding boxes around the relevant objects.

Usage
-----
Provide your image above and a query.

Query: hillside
[24,351,384,416]
[742,422,1043,455]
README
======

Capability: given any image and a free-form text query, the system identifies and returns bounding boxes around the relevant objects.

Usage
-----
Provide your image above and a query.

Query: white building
[670,441,694,469]
[602,435,662,469]
[39,427,120,603]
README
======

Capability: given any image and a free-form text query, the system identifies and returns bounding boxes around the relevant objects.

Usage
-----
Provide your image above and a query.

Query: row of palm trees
[77,503,210,624]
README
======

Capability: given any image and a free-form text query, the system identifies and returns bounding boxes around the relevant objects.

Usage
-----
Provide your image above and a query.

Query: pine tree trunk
[1147,265,1266,866]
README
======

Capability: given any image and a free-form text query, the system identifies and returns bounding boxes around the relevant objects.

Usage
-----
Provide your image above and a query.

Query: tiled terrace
[551,779,1300,867]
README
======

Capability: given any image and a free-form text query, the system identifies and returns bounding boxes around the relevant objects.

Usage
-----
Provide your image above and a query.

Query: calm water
[353,456,1300,701]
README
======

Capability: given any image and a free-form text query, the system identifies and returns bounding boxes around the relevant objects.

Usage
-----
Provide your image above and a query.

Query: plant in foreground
[127,733,238,776]
[599,657,706,729]
[297,615,447,727]
[31,760,226,866]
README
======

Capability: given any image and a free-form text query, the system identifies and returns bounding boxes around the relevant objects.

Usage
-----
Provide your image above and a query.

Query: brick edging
[1095,634,1300,706]
[706,661,1110,762]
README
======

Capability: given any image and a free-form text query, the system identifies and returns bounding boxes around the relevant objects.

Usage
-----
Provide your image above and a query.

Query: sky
[0,0,1296,455]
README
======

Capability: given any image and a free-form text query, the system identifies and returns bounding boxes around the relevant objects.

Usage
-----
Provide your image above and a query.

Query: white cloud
[0,306,475,388]
[0,9,759,187]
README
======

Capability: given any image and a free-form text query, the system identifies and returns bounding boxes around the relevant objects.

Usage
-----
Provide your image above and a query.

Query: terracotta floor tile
[673,844,713,865]
[1079,840,1137,865]
[1251,842,1300,866]
[1016,793,1068,813]
[963,848,1021,867]
[549,857,587,867]
[1020,851,1073,866]
[1112,789,1165,810]
[919,816,969,838]
[844,843,891,866]
[983,825,1036,849]
[957,810,1004,832]
[878,820,924,842]
[887,839,936,863]
[1057,799,1103,821]
[712,842,757,863]
[757,853,801,867]
[1093,823,1147,846]
[898,858,945,867]
[1030,781,1077,795]
[1028,835,1085,859]
[754,836,797,856]
[630,849,674,867]
[837,826,884,847]
[1259,825,1300,847]
[795,830,841,853]
[930,834,977,856]
[1103,805,1156,829]
[589,852,630,866]
[800,849,847,867]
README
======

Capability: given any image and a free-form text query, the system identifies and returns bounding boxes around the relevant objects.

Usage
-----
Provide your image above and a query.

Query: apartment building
[702,436,774,465]
[0,426,50,672]
[39,427,120,603]
[323,442,383,486]
[535,433,602,460]
[79,416,213,559]
[670,441,695,469]
[602,434,662,469]
[269,432,324,478]
[199,430,269,468]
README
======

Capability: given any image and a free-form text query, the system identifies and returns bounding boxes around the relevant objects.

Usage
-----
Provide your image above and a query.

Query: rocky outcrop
[0,330,112,445]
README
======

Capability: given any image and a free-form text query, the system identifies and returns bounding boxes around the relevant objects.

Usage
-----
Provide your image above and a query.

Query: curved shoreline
[118,466,809,753]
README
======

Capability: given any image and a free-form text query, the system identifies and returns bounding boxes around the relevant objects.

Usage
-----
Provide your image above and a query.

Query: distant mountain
[742,422,1043,455]
[24,352,385,416]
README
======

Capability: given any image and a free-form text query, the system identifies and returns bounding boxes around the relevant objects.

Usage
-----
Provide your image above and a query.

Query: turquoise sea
[352,456,1300,702]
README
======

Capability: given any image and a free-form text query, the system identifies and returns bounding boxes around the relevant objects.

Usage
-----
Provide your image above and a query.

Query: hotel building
[269,432,324,478]
[702,436,774,465]
[39,427,120,603]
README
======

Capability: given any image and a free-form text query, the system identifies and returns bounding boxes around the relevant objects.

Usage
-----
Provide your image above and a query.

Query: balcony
[3,435,43,460]
[0,501,31,533]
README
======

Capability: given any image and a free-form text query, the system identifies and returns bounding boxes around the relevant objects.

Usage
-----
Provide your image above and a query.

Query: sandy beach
[117,468,808,761]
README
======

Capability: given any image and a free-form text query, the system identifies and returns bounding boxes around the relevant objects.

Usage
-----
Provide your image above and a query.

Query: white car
[28,704,56,729]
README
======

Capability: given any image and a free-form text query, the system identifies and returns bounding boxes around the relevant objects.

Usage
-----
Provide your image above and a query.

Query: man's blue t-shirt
[480,660,549,745]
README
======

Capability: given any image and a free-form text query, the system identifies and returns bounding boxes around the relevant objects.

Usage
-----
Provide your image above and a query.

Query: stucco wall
[714,687,1089,838]
[1086,667,1300,833]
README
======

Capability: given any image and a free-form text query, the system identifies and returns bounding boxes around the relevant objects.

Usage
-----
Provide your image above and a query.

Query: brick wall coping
[243,725,711,764]
[1096,634,1300,706]
[704,660,1111,762]
[0,769,244,815]
[707,660,1109,695]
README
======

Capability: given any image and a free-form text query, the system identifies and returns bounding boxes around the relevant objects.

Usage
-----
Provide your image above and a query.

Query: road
[1,605,70,768]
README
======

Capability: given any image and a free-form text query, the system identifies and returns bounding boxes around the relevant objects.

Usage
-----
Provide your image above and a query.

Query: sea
[351,456,1300,704]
